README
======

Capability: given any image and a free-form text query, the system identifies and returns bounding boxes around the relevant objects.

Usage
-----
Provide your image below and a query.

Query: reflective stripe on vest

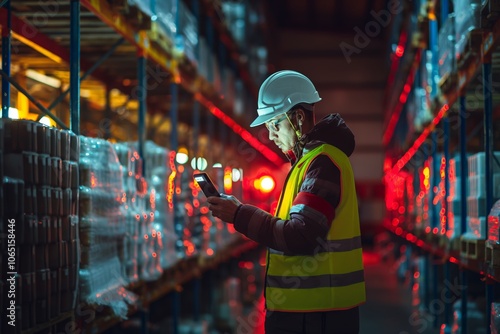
[266,144,366,312]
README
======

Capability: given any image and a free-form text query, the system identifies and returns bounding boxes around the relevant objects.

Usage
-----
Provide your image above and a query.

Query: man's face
[265,112,297,153]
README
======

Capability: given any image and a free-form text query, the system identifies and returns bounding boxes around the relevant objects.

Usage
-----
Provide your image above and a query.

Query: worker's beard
[283,139,304,164]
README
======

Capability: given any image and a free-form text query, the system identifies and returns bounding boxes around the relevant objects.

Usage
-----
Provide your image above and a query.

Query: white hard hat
[250,70,322,127]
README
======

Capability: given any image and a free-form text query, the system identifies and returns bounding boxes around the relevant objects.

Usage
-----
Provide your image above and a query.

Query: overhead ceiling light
[26,69,61,88]
[8,107,19,119]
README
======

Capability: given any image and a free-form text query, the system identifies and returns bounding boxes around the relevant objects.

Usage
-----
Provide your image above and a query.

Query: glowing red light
[395,45,404,57]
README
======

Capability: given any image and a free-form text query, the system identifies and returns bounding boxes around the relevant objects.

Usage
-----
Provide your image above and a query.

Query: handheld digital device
[193,173,221,197]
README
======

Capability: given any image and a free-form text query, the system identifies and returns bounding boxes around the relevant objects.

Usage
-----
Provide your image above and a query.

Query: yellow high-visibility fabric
[266,144,365,311]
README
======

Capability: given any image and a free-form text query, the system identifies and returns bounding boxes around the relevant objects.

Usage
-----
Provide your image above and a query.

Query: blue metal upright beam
[192,0,201,161]
[137,53,147,176]
[431,132,438,233]
[483,60,494,334]
[206,13,215,163]
[459,95,468,334]
[44,37,124,115]
[70,0,80,134]
[440,0,449,28]
[430,132,439,329]
[429,18,439,100]
[170,82,179,152]
[1,0,11,118]
[0,69,68,128]
[443,117,452,328]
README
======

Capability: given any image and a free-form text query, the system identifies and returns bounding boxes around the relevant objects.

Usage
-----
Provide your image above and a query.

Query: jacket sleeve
[233,154,341,254]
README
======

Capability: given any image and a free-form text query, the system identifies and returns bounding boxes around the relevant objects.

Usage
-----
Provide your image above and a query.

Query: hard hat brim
[250,110,285,127]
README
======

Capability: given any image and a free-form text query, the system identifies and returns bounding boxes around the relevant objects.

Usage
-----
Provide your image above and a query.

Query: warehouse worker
[207,70,365,334]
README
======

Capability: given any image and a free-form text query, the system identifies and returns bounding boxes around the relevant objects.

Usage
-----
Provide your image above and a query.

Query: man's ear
[296,109,305,125]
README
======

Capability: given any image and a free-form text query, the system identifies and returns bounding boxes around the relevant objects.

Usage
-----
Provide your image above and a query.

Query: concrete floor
[360,250,440,334]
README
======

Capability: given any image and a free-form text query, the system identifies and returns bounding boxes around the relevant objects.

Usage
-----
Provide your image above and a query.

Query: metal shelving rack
[0,0,268,333]
[383,1,500,333]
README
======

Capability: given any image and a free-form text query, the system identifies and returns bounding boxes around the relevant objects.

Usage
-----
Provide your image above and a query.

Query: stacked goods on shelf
[403,172,416,232]
[0,120,79,332]
[113,142,162,282]
[173,164,199,259]
[414,160,431,237]
[453,0,482,68]
[438,13,456,92]
[384,171,408,230]
[213,167,239,249]
[486,200,500,274]
[447,155,467,250]
[142,141,177,270]
[433,155,448,241]
[113,143,139,284]
[461,152,500,259]
[422,157,435,234]
[78,137,136,319]
[144,0,177,51]
[413,50,434,132]
[178,1,199,63]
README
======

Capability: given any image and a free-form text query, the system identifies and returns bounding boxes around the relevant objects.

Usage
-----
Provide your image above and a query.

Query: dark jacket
[233,113,356,254]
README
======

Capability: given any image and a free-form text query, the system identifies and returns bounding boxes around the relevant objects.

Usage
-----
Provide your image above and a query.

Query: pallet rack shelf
[384,1,500,333]
[0,1,270,333]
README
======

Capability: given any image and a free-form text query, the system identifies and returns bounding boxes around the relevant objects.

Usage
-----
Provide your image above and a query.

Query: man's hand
[207,194,242,223]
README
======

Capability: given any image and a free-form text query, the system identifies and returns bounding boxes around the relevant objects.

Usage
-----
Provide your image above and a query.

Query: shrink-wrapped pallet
[78,137,136,318]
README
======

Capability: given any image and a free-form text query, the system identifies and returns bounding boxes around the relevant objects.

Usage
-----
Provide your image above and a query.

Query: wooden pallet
[457,29,484,70]
[460,236,486,260]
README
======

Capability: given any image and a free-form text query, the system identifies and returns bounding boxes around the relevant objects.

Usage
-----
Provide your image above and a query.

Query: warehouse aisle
[359,249,439,334]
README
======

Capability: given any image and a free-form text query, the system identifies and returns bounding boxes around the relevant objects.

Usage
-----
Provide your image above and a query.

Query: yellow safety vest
[266,144,366,312]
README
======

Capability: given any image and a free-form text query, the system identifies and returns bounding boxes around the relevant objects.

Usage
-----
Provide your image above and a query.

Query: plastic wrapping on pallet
[492,302,500,334]
[173,165,199,259]
[488,200,500,245]
[78,136,135,318]
[144,142,177,269]
[113,142,164,281]
[412,50,434,130]
[222,1,247,47]
[447,156,466,239]
[177,1,198,63]
[454,0,482,57]
[148,0,177,41]
[438,14,456,82]
[466,152,500,239]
